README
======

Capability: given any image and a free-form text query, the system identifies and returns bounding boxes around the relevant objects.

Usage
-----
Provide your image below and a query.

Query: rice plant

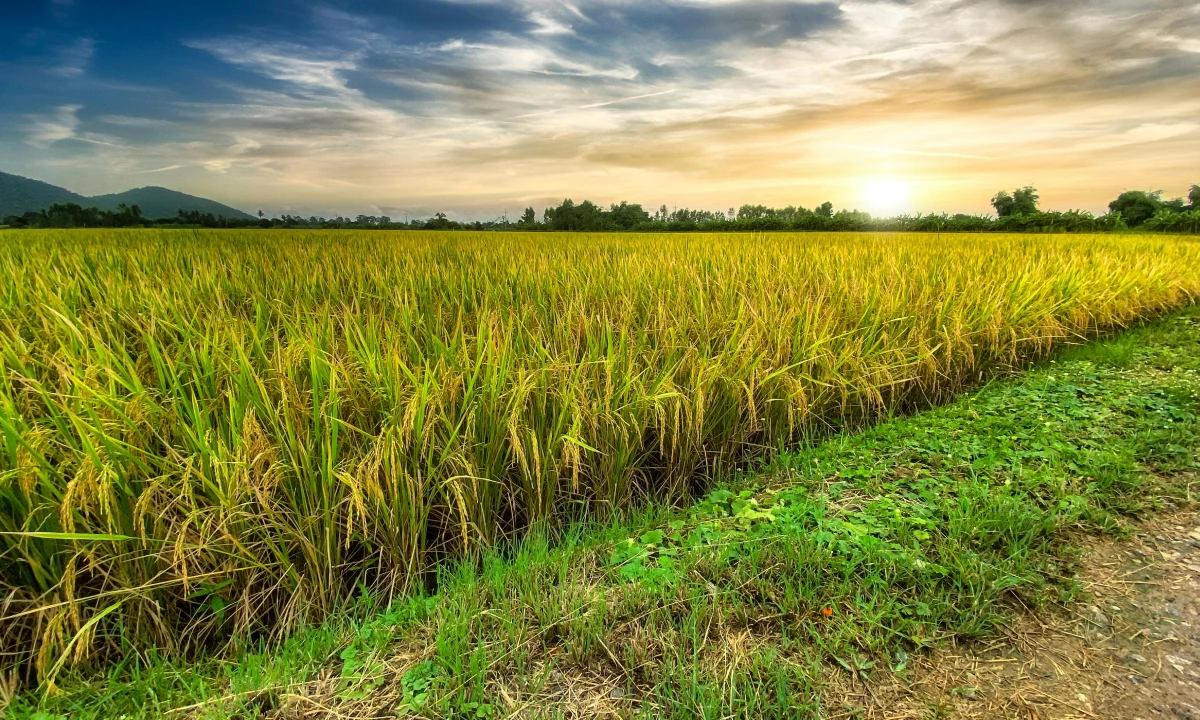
[1,229,1197,685]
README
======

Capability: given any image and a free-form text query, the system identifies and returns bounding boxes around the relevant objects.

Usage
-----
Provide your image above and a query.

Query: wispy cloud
[527,11,574,35]
[184,38,360,93]
[25,105,81,147]
[49,37,94,78]
[513,89,677,119]
[835,145,997,161]
[137,164,185,173]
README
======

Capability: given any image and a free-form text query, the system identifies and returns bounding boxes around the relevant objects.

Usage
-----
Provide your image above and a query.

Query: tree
[1108,190,1164,228]
[543,199,571,230]
[424,212,460,230]
[992,186,1039,217]
[991,191,1014,217]
[1189,184,1199,211]
[571,200,606,231]
[1012,187,1039,215]
[737,204,770,220]
[607,201,649,230]
[543,198,626,231]
[518,207,537,227]
[9,202,152,228]
[816,201,833,218]
[114,203,143,226]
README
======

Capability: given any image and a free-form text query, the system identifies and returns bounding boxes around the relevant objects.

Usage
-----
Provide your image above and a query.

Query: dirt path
[836,503,1200,720]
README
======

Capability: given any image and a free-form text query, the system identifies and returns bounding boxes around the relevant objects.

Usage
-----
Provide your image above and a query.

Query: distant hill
[0,171,256,220]
[88,186,256,220]
[0,171,90,217]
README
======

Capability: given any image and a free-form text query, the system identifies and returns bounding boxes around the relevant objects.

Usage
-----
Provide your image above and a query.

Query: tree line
[4,185,1198,233]
[2,202,155,229]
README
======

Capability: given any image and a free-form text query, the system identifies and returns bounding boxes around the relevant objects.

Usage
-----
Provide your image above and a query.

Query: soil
[834,503,1200,720]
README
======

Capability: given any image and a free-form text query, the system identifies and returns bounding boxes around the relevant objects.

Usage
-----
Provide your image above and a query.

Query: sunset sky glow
[2,0,1198,219]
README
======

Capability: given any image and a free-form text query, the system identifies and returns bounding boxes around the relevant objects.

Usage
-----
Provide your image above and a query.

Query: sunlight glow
[863,180,913,217]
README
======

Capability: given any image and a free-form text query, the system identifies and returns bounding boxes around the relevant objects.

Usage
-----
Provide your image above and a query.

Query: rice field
[2,229,1198,682]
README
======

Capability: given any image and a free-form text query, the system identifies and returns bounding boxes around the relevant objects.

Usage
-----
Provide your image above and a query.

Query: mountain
[0,171,90,217]
[88,186,256,220]
[0,171,256,220]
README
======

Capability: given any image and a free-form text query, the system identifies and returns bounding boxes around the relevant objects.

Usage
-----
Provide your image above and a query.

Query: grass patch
[9,305,1199,719]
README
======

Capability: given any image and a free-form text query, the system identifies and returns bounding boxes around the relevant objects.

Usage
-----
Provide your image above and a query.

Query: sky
[1,0,1198,220]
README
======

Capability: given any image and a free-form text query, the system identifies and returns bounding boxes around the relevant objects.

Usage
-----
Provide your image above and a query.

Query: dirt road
[835,504,1200,719]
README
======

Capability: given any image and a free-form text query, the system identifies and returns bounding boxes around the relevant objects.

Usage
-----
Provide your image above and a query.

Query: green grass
[10,303,1199,719]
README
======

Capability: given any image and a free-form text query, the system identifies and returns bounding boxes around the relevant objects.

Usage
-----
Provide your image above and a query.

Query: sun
[862,180,913,217]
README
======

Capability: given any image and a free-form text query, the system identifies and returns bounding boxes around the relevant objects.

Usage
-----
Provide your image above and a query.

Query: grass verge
[6,304,1200,719]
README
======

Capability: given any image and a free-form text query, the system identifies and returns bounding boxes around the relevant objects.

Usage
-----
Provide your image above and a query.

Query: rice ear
[1,228,1197,686]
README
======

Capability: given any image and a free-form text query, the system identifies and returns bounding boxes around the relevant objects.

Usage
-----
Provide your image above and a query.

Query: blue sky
[1,0,1198,219]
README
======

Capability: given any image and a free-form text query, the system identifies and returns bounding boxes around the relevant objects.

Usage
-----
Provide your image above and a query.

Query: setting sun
[863,180,914,217]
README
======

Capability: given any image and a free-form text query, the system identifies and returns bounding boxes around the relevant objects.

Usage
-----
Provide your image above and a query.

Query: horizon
[6,170,1195,224]
[2,1,1198,221]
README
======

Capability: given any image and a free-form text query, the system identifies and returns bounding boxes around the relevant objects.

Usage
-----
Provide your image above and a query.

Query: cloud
[527,10,574,35]
[1070,122,1200,153]
[5,0,1199,216]
[835,144,997,161]
[185,38,359,93]
[49,37,94,78]
[96,115,176,128]
[578,0,843,48]
[25,105,81,147]
[514,89,677,118]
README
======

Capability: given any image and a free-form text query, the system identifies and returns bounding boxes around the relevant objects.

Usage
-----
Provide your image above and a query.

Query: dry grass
[2,229,1199,684]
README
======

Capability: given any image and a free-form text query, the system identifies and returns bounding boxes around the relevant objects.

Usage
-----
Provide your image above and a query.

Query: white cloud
[527,11,574,35]
[185,38,359,93]
[1071,122,1200,154]
[50,37,94,78]
[26,105,82,147]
